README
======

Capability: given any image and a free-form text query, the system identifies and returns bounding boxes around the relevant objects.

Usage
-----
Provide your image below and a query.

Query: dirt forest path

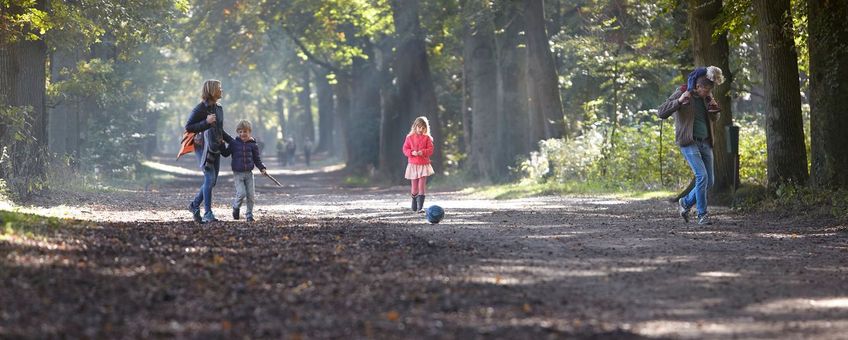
[2,155,848,339]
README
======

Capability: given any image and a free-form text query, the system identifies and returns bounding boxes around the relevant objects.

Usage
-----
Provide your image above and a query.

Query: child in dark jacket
[224,120,267,222]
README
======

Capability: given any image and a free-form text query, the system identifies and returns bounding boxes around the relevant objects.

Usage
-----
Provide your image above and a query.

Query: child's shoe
[416,195,426,213]
[233,207,240,220]
[411,194,419,212]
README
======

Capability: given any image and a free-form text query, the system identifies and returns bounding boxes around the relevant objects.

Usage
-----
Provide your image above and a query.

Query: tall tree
[298,66,315,145]
[494,1,529,179]
[0,0,48,196]
[688,0,735,194]
[314,68,335,153]
[809,0,848,189]
[524,0,566,140]
[463,1,499,178]
[752,0,808,187]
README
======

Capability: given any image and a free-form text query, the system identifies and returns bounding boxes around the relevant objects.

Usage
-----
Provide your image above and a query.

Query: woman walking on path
[657,66,724,225]
[402,116,436,213]
[185,80,233,223]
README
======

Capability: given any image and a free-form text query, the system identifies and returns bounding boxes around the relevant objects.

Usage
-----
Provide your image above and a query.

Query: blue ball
[426,205,444,224]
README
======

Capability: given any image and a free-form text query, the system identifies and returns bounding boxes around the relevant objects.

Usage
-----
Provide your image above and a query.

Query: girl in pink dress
[402,116,436,213]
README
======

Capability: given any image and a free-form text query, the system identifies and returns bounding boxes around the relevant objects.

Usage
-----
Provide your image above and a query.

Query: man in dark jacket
[225,120,267,222]
[657,66,724,225]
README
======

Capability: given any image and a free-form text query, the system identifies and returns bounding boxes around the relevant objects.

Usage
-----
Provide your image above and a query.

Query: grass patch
[0,210,65,238]
[465,180,676,200]
[343,175,371,187]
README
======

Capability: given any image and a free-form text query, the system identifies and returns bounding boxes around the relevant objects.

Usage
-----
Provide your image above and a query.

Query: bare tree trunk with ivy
[524,0,566,140]
[494,1,530,180]
[464,1,499,179]
[0,0,49,197]
[809,0,848,189]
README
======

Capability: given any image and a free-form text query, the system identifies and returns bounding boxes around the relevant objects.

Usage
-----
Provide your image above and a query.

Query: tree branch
[281,27,349,78]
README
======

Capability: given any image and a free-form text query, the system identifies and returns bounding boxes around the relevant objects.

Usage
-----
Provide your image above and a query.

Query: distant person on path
[286,137,296,165]
[185,79,233,223]
[224,120,267,222]
[304,139,313,166]
[277,138,288,166]
[402,116,435,213]
[657,66,724,225]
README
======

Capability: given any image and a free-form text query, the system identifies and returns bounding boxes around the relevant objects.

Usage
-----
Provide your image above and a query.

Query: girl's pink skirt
[405,163,435,180]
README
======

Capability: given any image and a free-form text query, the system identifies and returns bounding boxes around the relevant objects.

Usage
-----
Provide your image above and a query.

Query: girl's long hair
[407,116,433,139]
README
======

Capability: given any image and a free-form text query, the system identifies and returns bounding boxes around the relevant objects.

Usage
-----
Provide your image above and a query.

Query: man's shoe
[697,213,712,225]
[678,198,690,223]
[233,207,240,220]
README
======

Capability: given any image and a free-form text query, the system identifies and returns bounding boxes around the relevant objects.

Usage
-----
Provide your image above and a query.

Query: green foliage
[518,115,774,193]
[0,103,48,199]
[0,210,63,238]
[737,119,767,186]
[0,0,52,42]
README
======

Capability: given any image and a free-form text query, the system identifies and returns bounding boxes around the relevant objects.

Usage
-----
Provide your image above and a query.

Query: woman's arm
[223,132,235,144]
[185,104,211,132]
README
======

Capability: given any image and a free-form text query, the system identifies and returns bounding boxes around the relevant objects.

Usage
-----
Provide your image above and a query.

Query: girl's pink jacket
[402,133,434,165]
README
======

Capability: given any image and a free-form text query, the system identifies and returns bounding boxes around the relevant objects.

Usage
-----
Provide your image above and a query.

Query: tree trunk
[464,2,499,179]
[494,1,530,180]
[0,0,49,196]
[48,48,84,159]
[524,0,566,140]
[753,0,808,187]
[688,0,735,195]
[298,66,315,145]
[334,78,352,161]
[314,68,335,153]
[809,0,848,189]
[347,54,382,172]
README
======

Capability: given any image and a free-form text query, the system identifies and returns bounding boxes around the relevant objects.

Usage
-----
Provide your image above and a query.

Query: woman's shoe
[188,203,202,223]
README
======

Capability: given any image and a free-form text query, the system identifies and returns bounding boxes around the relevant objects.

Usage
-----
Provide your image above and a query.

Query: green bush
[518,116,771,192]
[520,116,692,190]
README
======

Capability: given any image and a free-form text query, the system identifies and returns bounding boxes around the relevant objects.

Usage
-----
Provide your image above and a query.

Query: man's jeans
[680,140,714,216]
[191,156,220,219]
[232,171,256,219]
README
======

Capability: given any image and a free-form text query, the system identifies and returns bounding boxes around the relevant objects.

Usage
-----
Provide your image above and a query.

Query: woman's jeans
[191,156,220,218]
[680,140,714,216]
[232,171,255,219]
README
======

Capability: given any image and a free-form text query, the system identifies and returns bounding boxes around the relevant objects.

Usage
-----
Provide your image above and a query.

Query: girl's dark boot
[411,194,419,212]
[416,195,426,213]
